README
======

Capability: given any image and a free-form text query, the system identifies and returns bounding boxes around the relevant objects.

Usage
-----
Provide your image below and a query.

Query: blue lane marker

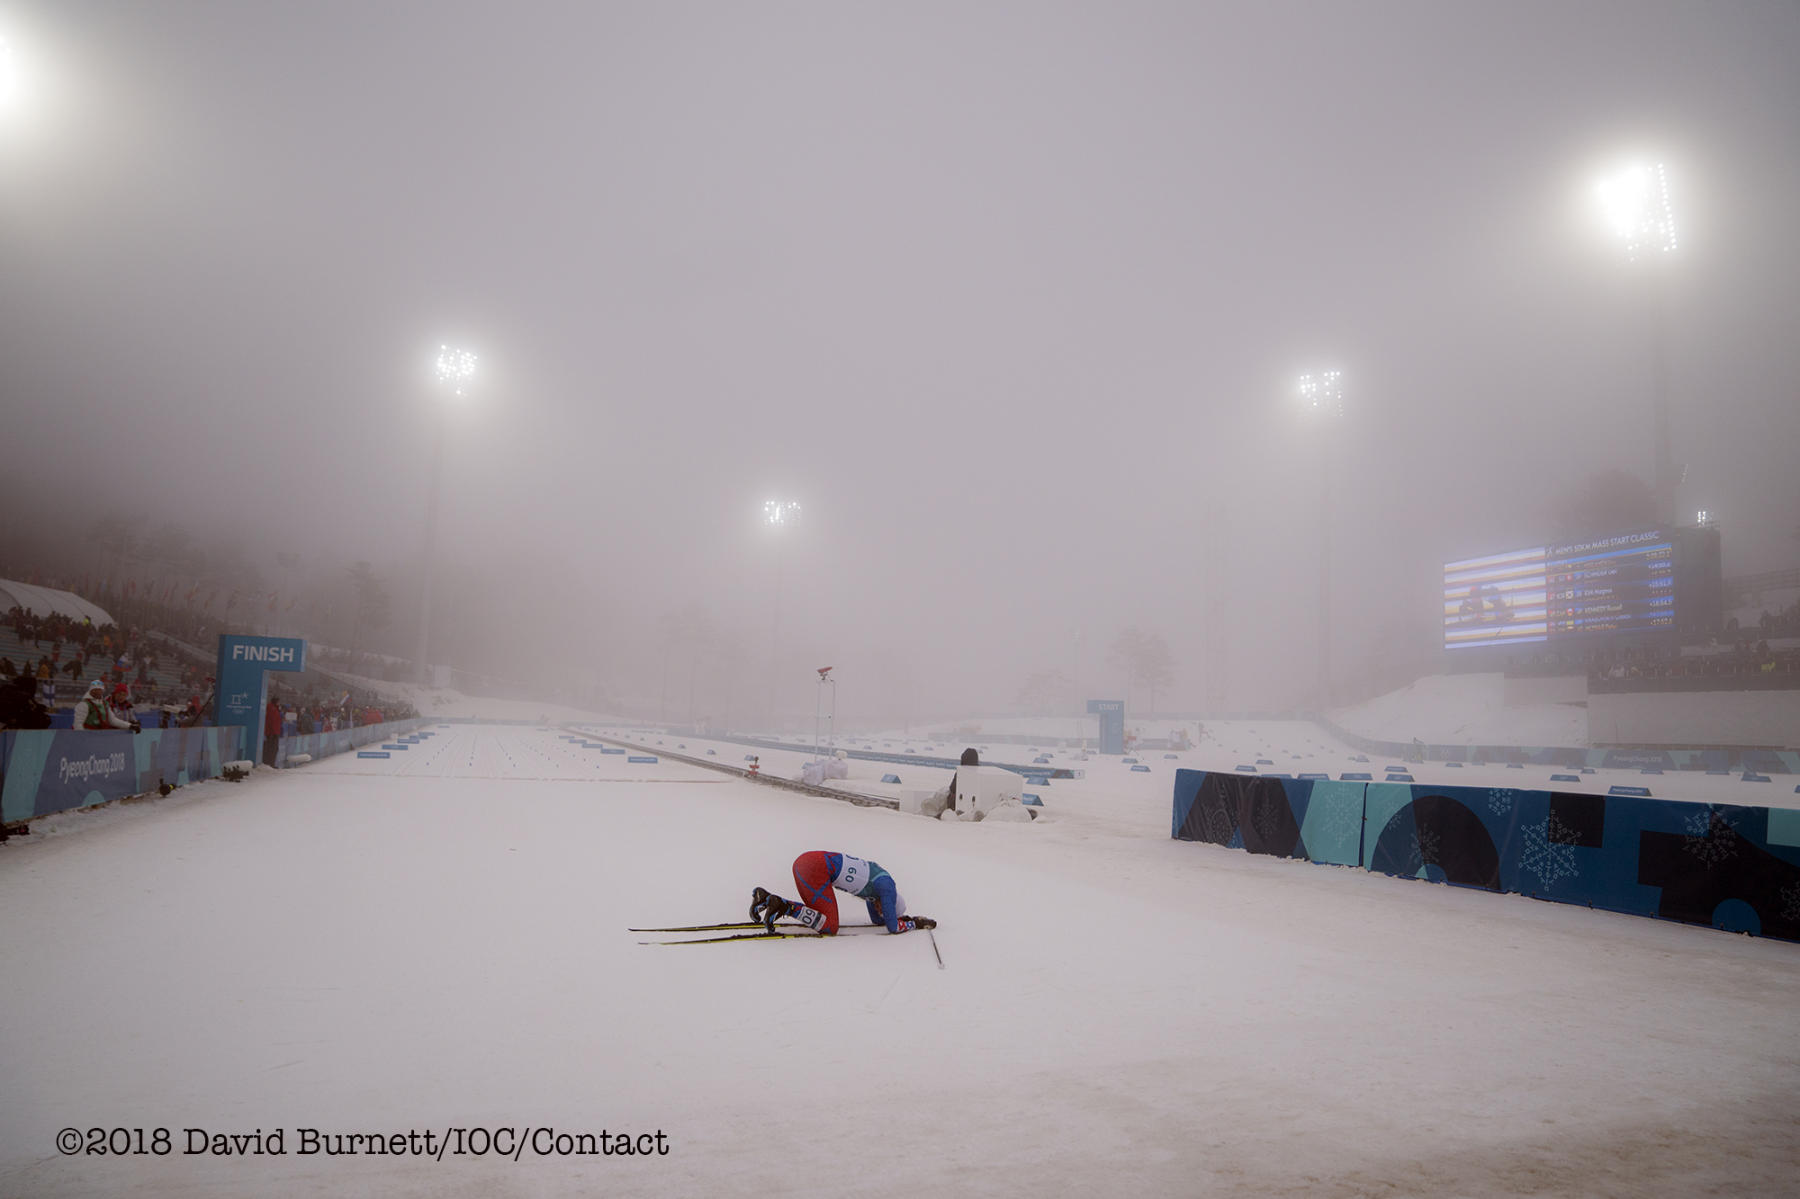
[1341,772,1373,781]
[628,755,658,764]
[1609,785,1653,797]
[1131,764,1151,772]
[1550,774,1580,783]
[357,751,390,759]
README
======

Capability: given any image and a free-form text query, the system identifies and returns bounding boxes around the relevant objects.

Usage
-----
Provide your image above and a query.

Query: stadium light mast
[1298,370,1345,705]
[763,498,801,727]
[1593,160,1679,525]
[416,345,476,686]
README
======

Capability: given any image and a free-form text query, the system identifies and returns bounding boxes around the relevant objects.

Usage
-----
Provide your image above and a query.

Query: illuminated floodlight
[763,499,802,527]
[1298,370,1344,418]
[435,344,477,397]
[1594,162,1677,261]
[1696,509,1711,526]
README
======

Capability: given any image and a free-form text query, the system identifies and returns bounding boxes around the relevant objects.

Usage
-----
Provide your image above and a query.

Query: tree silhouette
[1107,626,1177,715]
[347,561,391,658]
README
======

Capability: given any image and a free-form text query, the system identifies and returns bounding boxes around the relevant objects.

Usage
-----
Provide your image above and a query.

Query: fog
[2,1,1797,726]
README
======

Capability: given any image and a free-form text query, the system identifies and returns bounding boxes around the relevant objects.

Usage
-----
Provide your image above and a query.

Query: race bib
[833,855,871,894]
[793,906,826,932]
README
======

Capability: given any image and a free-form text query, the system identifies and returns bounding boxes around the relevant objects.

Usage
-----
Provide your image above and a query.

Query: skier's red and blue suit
[792,851,906,934]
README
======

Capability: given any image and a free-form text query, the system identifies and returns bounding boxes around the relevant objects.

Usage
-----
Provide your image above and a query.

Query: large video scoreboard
[1443,528,1675,651]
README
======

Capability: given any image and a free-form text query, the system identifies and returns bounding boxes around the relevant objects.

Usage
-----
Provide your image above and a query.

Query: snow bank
[1330,672,1589,747]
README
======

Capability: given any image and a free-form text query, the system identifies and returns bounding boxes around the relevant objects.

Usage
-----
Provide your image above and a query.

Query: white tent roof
[0,580,116,627]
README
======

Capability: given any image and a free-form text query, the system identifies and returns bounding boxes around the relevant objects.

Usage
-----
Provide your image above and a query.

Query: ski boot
[751,888,799,932]
[760,895,800,933]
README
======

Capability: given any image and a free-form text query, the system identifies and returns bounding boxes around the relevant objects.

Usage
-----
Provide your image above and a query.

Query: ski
[630,917,935,934]
[640,929,826,945]
[628,921,787,933]
[635,918,936,944]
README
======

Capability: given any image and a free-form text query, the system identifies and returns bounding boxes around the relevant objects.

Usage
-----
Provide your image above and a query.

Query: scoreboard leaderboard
[1544,529,1674,638]
[1444,528,1675,651]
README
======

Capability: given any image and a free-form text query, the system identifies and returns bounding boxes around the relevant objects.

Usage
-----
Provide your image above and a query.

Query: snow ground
[3,719,1798,1198]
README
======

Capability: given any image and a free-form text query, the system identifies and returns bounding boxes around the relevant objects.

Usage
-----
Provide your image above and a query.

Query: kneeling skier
[751,851,935,935]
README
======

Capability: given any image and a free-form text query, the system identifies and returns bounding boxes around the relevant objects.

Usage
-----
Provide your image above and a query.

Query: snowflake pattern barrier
[1683,808,1741,867]
[1519,811,1581,890]
[1173,771,1800,945]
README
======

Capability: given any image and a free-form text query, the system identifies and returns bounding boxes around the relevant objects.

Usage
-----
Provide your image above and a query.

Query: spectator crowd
[0,601,418,732]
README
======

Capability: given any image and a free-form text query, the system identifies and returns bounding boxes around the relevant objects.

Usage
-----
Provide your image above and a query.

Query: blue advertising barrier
[1173,770,1800,943]
[274,718,426,769]
[0,713,439,826]
[2,725,245,824]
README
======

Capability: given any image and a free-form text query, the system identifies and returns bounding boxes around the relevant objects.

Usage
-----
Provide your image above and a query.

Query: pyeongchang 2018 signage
[215,635,307,736]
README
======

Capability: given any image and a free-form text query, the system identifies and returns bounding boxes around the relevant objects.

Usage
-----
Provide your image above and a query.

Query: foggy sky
[3,1,1798,721]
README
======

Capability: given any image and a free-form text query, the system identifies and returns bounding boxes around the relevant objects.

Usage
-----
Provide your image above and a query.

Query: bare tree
[347,561,391,659]
[1013,669,1071,716]
[88,514,142,581]
[1107,626,1176,716]
[1139,632,1175,716]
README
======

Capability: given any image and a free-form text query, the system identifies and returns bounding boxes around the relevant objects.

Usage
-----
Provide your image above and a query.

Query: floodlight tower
[1594,161,1679,525]
[416,345,476,685]
[814,666,836,758]
[763,498,801,727]
[1298,370,1345,704]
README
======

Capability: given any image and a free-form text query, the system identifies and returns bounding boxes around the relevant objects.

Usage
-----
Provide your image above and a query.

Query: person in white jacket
[78,680,136,731]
